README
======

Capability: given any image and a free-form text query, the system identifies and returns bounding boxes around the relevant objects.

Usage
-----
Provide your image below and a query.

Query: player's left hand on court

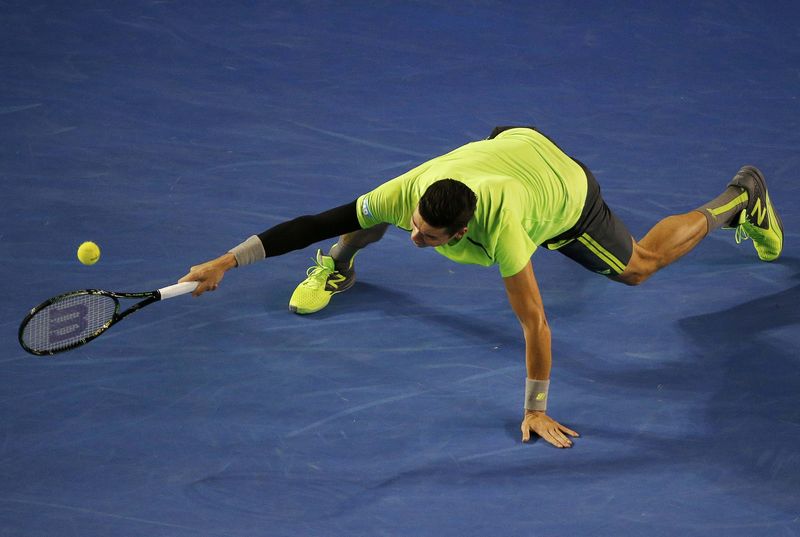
[521,410,579,448]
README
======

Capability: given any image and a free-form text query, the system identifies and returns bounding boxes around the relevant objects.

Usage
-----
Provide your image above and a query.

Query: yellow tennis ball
[77,241,101,265]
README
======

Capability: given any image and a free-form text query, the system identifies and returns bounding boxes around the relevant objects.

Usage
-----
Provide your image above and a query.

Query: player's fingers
[555,426,574,445]
[541,431,564,448]
[521,423,530,443]
[189,280,213,296]
[559,424,580,437]
[178,275,202,296]
[545,428,572,448]
[200,281,218,293]
[179,270,204,284]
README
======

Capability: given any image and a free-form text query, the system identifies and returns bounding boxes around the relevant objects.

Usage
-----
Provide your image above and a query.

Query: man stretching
[180,126,783,448]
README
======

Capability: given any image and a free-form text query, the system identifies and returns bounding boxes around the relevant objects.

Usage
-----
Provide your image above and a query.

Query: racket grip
[158,281,199,300]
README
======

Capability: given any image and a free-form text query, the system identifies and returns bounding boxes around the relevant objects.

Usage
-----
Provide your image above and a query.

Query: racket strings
[21,294,118,352]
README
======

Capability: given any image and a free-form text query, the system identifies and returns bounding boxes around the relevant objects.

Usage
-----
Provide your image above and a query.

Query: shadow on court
[678,256,800,513]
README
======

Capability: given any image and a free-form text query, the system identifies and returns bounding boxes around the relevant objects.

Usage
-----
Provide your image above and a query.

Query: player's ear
[455,226,467,239]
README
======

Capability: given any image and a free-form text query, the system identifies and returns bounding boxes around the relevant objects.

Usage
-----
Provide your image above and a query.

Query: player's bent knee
[615,245,655,286]
[615,271,648,286]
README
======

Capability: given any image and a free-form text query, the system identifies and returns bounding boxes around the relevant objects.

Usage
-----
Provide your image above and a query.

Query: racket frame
[18,282,197,356]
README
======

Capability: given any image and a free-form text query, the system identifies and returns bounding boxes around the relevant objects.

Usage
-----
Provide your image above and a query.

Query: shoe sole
[758,191,783,261]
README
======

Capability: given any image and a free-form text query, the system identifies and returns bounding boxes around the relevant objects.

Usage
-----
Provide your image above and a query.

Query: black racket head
[19,291,120,355]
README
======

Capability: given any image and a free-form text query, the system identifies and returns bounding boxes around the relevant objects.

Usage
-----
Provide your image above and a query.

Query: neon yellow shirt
[356,128,587,277]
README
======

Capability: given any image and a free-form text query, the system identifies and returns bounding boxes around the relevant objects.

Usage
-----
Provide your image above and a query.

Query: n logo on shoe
[752,198,767,227]
[325,273,347,291]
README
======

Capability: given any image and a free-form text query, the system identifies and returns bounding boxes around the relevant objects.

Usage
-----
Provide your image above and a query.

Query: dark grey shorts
[489,125,634,277]
[543,164,633,277]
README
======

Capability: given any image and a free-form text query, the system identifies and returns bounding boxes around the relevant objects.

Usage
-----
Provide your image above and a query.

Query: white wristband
[229,235,265,267]
[524,379,550,411]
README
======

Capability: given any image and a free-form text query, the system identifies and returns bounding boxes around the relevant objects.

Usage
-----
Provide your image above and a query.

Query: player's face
[410,208,465,248]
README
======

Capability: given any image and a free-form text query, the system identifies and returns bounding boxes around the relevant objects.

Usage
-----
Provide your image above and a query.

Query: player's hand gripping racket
[18,281,199,355]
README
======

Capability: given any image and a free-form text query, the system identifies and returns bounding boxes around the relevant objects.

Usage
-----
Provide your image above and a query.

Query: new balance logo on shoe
[326,273,348,291]
[751,198,767,227]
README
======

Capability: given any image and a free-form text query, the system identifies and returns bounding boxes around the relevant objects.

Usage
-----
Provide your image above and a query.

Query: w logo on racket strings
[47,303,89,344]
[19,281,197,355]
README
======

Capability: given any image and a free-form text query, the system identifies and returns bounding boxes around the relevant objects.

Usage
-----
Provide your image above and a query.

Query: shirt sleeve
[355,175,413,229]
[494,210,537,277]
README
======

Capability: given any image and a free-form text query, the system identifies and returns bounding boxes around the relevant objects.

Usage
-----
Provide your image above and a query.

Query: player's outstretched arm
[179,201,363,297]
[503,261,579,448]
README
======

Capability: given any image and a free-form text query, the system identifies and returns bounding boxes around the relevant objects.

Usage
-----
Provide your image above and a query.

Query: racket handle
[158,281,199,300]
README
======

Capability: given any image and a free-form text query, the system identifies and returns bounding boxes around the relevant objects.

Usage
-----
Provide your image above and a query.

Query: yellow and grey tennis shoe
[728,165,783,261]
[289,249,355,314]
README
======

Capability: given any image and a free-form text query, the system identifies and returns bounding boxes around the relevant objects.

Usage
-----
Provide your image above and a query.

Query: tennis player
[179,126,783,448]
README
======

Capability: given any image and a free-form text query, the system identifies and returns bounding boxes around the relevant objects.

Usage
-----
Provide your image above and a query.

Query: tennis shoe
[289,249,355,314]
[728,166,783,261]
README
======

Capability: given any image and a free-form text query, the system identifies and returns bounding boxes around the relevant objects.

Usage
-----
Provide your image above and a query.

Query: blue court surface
[1,2,799,536]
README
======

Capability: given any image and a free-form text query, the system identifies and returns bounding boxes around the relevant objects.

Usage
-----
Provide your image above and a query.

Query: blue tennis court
[2,2,798,536]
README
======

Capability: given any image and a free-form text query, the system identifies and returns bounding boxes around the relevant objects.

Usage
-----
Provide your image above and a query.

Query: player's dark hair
[418,179,477,234]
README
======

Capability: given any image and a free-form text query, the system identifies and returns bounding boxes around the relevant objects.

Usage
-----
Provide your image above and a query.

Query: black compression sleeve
[257,200,362,258]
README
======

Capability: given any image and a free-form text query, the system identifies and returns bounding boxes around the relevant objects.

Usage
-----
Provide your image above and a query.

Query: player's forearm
[216,252,238,270]
[522,316,552,380]
[501,262,552,380]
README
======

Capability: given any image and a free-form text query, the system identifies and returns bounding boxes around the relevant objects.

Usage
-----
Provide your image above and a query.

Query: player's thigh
[554,198,634,279]
[545,160,638,281]
[556,227,633,279]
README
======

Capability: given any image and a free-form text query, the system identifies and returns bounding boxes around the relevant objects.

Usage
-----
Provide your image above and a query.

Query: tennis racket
[18,281,199,356]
